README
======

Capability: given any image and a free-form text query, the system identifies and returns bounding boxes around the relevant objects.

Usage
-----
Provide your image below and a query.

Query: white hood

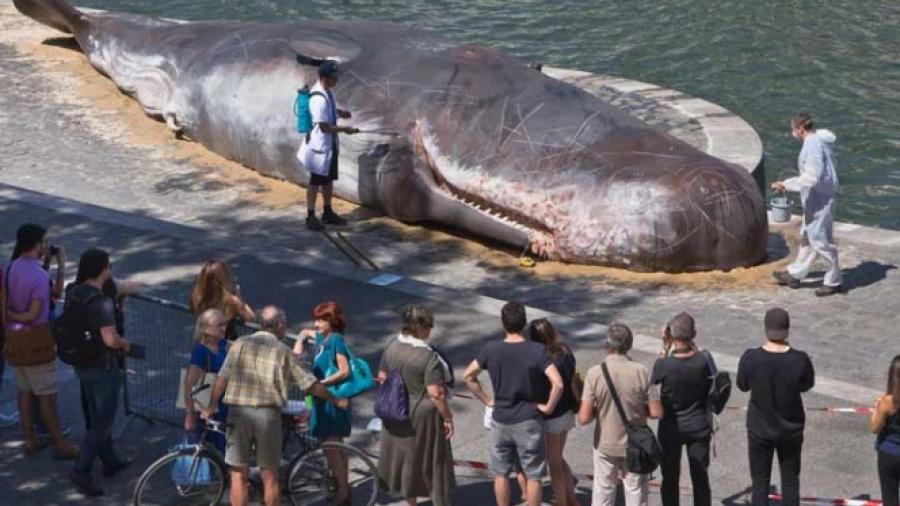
[816,129,837,143]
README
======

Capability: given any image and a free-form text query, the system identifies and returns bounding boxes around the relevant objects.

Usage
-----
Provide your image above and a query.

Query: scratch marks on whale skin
[345,69,471,100]
[496,101,544,152]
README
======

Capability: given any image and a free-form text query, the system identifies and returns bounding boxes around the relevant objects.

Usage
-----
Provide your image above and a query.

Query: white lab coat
[296,81,337,176]
[784,129,842,286]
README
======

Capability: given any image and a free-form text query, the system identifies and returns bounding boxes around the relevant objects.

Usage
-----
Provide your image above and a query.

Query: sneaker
[815,284,843,297]
[772,271,801,289]
[70,471,104,497]
[305,215,325,231]
[321,210,347,226]
[0,412,19,428]
[102,457,132,477]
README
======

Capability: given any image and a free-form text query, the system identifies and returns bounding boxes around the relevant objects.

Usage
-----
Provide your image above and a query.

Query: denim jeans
[74,367,123,475]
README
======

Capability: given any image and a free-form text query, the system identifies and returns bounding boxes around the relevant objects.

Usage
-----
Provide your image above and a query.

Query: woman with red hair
[296,301,353,505]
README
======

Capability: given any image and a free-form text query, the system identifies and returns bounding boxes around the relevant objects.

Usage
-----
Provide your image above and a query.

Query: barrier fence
[122,294,300,428]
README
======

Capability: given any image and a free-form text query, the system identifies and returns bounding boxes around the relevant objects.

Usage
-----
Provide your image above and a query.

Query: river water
[77,0,900,229]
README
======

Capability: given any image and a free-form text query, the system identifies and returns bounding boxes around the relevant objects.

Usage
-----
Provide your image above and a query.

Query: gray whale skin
[14,0,768,272]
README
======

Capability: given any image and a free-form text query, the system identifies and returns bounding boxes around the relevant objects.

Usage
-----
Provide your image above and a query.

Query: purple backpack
[375,369,410,424]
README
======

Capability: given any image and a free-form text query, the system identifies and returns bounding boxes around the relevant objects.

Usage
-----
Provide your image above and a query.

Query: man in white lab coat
[771,113,843,297]
[297,60,359,231]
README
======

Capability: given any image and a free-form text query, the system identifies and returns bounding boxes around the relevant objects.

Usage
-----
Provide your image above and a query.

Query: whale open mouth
[411,125,557,257]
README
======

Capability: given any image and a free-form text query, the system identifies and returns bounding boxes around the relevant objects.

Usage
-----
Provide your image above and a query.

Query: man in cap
[650,312,716,506]
[737,308,815,506]
[579,322,662,506]
[297,60,359,231]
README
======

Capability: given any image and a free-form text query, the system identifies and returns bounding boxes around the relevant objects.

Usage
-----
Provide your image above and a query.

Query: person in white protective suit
[771,113,843,297]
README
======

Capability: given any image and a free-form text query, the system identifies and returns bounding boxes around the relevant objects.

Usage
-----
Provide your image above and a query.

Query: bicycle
[132,408,381,505]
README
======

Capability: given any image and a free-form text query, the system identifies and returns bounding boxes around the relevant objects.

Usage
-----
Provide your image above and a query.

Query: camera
[48,245,59,257]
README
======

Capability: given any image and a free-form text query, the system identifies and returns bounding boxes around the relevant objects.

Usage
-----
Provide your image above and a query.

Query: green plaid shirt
[218,331,316,408]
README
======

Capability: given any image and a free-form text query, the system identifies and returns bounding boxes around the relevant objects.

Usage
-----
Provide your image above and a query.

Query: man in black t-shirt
[67,249,132,498]
[650,312,714,506]
[463,302,563,506]
[737,308,815,506]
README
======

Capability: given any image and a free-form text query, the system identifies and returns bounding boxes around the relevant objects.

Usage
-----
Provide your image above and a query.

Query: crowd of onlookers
[2,221,899,506]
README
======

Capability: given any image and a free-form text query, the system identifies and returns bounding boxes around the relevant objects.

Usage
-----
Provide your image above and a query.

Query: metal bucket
[770,196,791,223]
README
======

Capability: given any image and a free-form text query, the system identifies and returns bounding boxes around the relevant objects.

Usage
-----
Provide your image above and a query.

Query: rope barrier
[453,392,874,414]
[450,456,883,505]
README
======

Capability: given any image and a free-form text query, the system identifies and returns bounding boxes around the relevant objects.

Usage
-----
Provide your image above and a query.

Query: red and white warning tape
[768,494,882,506]
[723,406,875,414]
[452,457,688,492]
[446,392,879,503]
[454,392,874,414]
[452,457,882,505]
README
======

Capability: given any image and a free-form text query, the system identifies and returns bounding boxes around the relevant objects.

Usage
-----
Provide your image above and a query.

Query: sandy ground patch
[0,4,795,290]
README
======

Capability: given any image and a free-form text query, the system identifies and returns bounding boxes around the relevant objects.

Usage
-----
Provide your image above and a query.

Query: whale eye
[700,186,709,194]
[369,144,390,157]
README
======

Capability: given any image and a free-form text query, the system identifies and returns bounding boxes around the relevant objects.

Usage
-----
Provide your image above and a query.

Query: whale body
[14,0,768,272]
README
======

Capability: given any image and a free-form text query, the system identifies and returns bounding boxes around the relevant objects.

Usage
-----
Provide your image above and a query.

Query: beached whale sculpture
[14,0,768,272]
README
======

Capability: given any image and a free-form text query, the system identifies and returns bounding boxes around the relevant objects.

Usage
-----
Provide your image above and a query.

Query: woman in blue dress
[182,308,229,452]
[297,301,352,506]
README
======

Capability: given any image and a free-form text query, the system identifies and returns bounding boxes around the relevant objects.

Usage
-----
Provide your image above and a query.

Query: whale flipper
[13,0,87,35]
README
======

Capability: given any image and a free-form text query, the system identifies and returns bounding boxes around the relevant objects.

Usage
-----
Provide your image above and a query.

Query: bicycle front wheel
[286,442,380,506]
[132,447,227,506]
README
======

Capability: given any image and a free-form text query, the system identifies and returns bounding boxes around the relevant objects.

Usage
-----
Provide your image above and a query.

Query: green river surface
[76,0,900,229]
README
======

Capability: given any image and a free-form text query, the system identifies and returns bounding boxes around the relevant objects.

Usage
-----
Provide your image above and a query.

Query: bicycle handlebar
[203,418,226,436]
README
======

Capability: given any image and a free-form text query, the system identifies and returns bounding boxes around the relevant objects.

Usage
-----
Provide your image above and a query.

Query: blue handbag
[323,340,375,398]
[170,440,212,486]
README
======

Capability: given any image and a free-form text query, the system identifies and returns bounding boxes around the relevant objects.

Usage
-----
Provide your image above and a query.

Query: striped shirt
[218,331,316,408]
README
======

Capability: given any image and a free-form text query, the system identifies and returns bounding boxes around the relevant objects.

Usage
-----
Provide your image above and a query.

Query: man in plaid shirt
[202,305,348,506]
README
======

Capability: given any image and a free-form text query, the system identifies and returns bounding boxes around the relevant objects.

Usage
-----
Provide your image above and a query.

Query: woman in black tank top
[871,355,900,506]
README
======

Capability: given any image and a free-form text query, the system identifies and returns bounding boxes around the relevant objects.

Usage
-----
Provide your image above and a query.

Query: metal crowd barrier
[121,294,298,428]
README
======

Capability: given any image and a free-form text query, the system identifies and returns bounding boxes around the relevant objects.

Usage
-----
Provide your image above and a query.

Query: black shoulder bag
[601,362,662,474]
[700,350,731,415]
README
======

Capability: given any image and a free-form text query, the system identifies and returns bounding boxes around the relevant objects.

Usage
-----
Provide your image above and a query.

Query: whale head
[343,43,768,272]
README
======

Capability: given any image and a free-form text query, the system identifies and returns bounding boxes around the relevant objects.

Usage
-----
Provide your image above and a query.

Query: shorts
[225,406,282,470]
[545,411,575,435]
[490,418,546,480]
[14,362,58,395]
[309,144,339,186]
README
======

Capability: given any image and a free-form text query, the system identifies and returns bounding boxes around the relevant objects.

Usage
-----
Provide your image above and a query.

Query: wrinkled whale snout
[545,160,768,272]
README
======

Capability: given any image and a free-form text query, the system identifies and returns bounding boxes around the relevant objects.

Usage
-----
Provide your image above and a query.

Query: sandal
[23,438,50,456]
[53,442,80,460]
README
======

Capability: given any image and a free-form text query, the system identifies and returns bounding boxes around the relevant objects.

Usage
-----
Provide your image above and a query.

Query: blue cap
[318,60,340,78]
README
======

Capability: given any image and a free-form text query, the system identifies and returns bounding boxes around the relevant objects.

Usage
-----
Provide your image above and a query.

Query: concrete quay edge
[544,65,764,175]
[0,182,885,404]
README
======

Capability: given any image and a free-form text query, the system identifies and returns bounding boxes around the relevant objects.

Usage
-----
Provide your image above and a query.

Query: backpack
[701,350,732,415]
[294,86,326,135]
[601,363,662,474]
[374,369,410,424]
[53,286,105,367]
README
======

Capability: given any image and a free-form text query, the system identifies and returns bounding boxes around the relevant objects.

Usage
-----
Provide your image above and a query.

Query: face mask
[790,123,799,139]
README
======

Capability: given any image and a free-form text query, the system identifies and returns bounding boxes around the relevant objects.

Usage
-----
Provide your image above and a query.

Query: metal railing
[122,294,298,427]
